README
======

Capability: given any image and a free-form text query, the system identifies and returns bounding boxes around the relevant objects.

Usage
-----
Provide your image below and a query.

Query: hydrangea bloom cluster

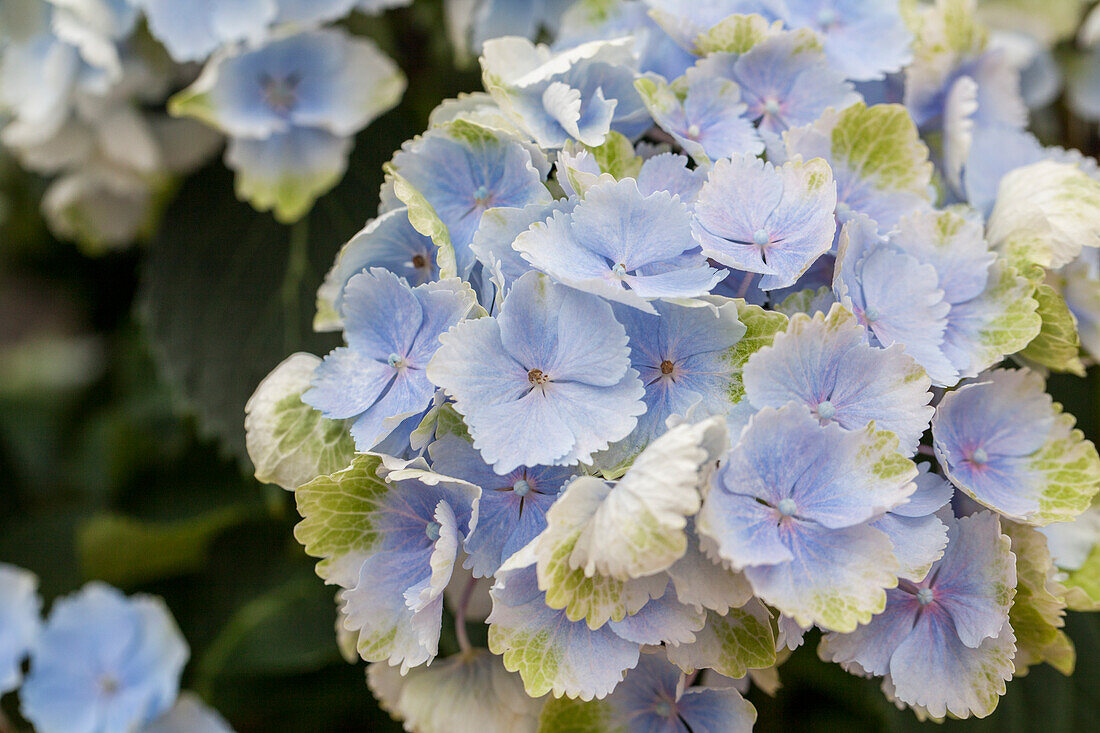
[0,0,411,249]
[0,564,232,733]
[244,1,1100,729]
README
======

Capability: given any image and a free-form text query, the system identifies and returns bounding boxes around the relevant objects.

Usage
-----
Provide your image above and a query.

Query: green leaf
[140,113,414,464]
[1021,283,1086,376]
[194,575,341,695]
[77,505,253,587]
[245,353,355,491]
[1002,521,1075,676]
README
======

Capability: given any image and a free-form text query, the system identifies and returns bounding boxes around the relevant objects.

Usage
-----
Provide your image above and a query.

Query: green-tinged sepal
[724,301,789,403]
[665,601,777,679]
[693,14,784,55]
[1002,522,1075,676]
[384,165,459,279]
[245,353,355,491]
[1020,281,1086,376]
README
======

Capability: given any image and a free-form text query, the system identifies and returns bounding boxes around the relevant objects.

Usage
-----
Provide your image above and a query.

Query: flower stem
[455,574,476,654]
[281,217,310,350]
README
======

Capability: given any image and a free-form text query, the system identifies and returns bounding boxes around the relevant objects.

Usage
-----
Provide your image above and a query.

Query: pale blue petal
[609,582,705,646]
[305,346,394,420]
[786,0,913,81]
[636,152,707,202]
[820,588,919,675]
[0,564,40,694]
[342,268,424,358]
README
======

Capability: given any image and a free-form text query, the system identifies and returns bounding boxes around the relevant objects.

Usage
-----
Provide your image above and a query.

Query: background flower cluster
[1,0,1100,732]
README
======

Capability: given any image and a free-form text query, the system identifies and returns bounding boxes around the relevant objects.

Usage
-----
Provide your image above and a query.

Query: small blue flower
[480,37,649,148]
[0,564,40,694]
[691,153,837,291]
[832,216,957,386]
[932,368,1100,526]
[428,434,573,577]
[133,0,275,62]
[698,405,916,631]
[695,31,859,151]
[742,303,933,455]
[821,512,1017,720]
[600,651,756,733]
[387,123,552,274]
[514,178,723,312]
[305,269,479,450]
[20,583,188,733]
[613,299,746,454]
[427,271,646,474]
[316,207,439,332]
[169,27,405,221]
[636,66,763,164]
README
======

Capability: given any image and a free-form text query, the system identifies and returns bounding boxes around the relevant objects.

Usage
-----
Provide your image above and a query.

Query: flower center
[99,675,119,695]
[687,123,701,138]
[612,263,628,277]
[660,359,675,375]
[763,98,781,116]
[752,228,770,247]
[412,253,427,269]
[388,353,406,368]
[971,447,988,465]
[917,587,934,606]
[474,184,490,205]
[528,368,550,385]
[261,72,301,114]
[864,308,880,323]
[817,8,837,26]
[817,400,836,420]
[513,478,532,497]
[777,498,797,517]
[654,701,673,718]
[425,521,441,542]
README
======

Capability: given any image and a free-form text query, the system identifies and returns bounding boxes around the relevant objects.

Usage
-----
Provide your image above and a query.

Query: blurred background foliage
[0,1,1097,731]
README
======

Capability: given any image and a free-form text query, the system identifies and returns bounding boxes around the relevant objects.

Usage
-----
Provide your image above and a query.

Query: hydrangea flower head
[743,302,933,454]
[305,270,479,450]
[514,177,723,312]
[427,271,646,473]
[821,511,1018,720]
[0,563,40,694]
[698,405,917,631]
[932,368,1100,525]
[20,583,188,733]
[691,153,837,290]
